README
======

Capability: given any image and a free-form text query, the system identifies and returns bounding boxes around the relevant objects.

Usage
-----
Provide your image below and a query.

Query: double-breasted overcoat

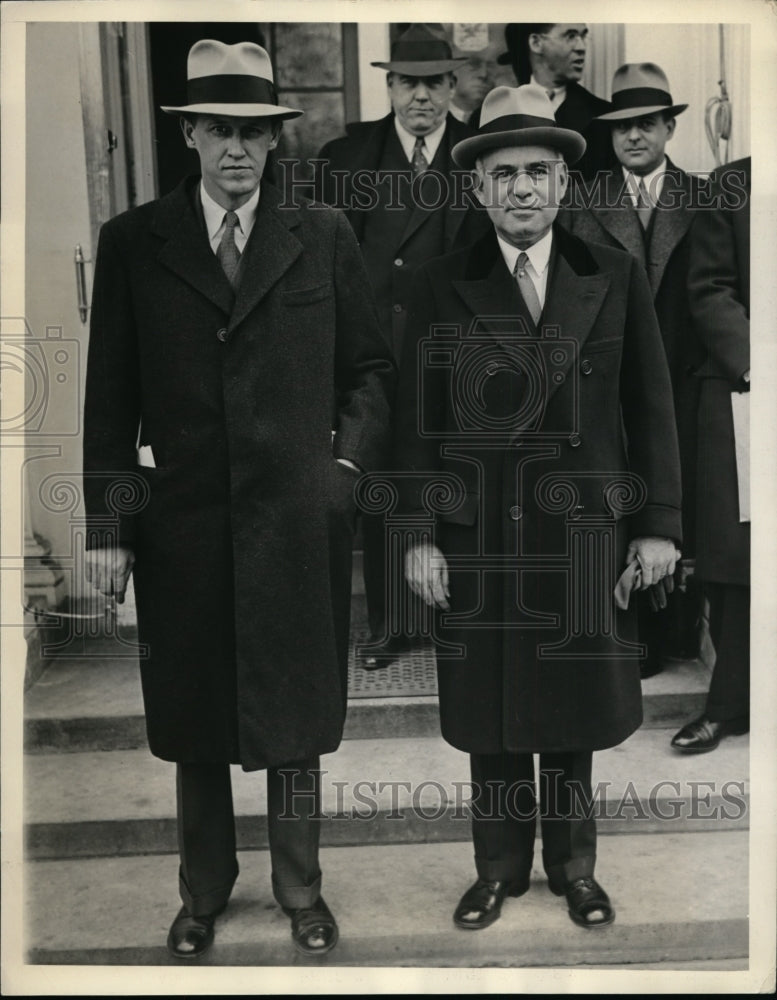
[394,224,682,753]
[83,179,395,770]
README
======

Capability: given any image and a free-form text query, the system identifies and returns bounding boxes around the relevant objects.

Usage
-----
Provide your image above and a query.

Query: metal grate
[348,628,438,698]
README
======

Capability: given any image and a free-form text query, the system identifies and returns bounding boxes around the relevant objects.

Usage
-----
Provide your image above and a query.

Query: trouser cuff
[179,863,238,917]
[544,854,595,893]
[272,871,322,910]
[474,855,533,883]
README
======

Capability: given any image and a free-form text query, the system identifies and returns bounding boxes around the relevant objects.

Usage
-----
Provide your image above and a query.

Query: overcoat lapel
[344,115,394,242]
[648,163,694,296]
[154,181,235,316]
[228,184,302,332]
[591,171,647,268]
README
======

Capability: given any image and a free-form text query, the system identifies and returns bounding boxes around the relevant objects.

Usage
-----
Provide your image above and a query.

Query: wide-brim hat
[597,62,687,121]
[452,84,586,168]
[161,40,303,119]
[371,23,468,76]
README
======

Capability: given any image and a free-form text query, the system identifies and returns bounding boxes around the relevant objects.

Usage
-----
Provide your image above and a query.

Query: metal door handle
[74,244,89,324]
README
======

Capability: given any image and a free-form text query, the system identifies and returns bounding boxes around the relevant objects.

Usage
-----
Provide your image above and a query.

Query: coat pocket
[281,283,333,307]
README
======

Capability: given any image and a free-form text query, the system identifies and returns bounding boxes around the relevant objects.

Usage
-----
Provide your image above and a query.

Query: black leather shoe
[671,714,749,753]
[357,635,410,670]
[283,896,339,956]
[550,876,615,928]
[453,877,530,930]
[166,905,223,959]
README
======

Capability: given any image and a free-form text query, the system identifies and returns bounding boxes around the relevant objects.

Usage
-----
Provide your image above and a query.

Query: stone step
[25,832,748,966]
[25,728,749,860]
[24,652,710,753]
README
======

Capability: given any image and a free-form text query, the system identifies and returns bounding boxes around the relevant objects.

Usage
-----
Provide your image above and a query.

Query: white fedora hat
[161,40,303,119]
[452,84,586,169]
[596,63,687,121]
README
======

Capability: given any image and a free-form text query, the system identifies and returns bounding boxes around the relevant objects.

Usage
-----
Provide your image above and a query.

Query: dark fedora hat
[452,84,586,169]
[371,23,468,76]
[161,40,303,119]
[596,63,688,121]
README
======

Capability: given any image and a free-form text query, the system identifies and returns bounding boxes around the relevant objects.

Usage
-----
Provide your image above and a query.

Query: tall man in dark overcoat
[315,23,489,664]
[560,63,709,676]
[497,23,613,181]
[83,40,394,959]
[671,156,751,752]
[394,85,681,930]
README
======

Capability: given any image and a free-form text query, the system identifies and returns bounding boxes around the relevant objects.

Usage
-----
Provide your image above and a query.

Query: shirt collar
[393,115,447,163]
[200,181,261,241]
[622,157,668,203]
[531,74,567,104]
[496,226,554,277]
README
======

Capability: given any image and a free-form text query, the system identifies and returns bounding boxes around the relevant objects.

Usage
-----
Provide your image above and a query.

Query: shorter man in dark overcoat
[83,40,394,959]
[394,85,681,930]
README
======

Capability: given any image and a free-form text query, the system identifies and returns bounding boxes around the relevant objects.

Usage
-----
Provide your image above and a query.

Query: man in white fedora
[561,63,709,681]
[83,39,394,959]
[316,24,489,669]
[394,85,681,929]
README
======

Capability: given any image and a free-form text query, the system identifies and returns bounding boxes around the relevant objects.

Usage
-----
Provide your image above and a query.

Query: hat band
[186,74,278,106]
[480,112,558,135]
[610,87,672,111]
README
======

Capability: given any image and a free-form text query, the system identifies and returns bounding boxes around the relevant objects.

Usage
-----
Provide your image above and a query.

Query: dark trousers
[176,756,322,916]
[469,750,596,891]
[705,582,750,722]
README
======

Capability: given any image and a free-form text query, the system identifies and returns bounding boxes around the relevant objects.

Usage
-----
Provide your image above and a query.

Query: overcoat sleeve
[82,220,141,548]
[687,169,750,385]
[331,211,396,472]
[619,255,683,544]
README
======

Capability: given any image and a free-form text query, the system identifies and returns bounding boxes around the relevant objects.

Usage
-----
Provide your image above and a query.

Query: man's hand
[626,537,680,590]
[84,546,135,604]
[405,542,450,610]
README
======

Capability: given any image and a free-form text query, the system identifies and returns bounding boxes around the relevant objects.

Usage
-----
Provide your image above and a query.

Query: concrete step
[24,652,710,753]
[25,832,748,966]
[25,728,749,859]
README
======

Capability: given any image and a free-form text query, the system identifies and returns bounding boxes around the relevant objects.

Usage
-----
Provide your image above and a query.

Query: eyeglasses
[538,29,589,44]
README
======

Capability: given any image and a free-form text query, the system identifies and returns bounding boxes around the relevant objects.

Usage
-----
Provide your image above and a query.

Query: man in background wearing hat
[83,40,394,959]
[316,23,489,667]
[500,23,612,181]
[394,85,681,930]
[561,63,709,680]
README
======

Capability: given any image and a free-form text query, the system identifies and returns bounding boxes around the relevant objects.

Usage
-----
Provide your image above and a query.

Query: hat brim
[596,103,688,121]
[452,127,587,169]
[161,103,303,120]
[370,59,467,75]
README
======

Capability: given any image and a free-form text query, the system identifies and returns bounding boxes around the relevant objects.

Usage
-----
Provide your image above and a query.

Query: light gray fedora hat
[452,84,586,169]
[596,63,688,121]
[161,40,303,119]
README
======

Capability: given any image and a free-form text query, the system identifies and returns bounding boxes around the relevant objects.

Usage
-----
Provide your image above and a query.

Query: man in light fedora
[316,23,489,668]
[394,84,681,930]
[561,63,710,680]
[83,39,394,959]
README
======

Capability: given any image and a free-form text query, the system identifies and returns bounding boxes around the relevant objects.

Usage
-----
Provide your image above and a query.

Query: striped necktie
[513,252,542,325]
[411,136,429,177]
[635,177,653,230]
[217,211,241,288]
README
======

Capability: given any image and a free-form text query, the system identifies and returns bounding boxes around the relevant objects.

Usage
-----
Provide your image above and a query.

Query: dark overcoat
[394,225,682,754]
[687,157,750,585]
[553,81,615,182]
[559,160,711,552]
[83,179,395,770]
[315,113,490,358]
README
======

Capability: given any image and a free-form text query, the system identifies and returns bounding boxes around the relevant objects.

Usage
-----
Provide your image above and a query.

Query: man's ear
[268,121,282,150]
[180,117,196,148]
[665,116,677,141]
[472,166,488,208]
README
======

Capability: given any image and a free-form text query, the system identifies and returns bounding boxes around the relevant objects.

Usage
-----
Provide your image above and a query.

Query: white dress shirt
[448,102,470,123]
[623,158,667,208]
[531,75,567,113]
[394,116,447,165]
[200,181,260,254]
[496,227,553,309]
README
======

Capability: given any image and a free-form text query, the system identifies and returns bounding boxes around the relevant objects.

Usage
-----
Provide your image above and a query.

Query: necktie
[217,211,241,288]
[411,136,429,177]
[513,252,542,325]
[546,89,555,102]
[635,177,653,230]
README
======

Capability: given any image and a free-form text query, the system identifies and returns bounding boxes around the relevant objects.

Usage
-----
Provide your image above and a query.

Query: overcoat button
[216,328,228,342]
[509,505,523,520]
[581,359,593,375]
[393,303,403,313]
[394,258,404,267]
[569,433,582,447]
